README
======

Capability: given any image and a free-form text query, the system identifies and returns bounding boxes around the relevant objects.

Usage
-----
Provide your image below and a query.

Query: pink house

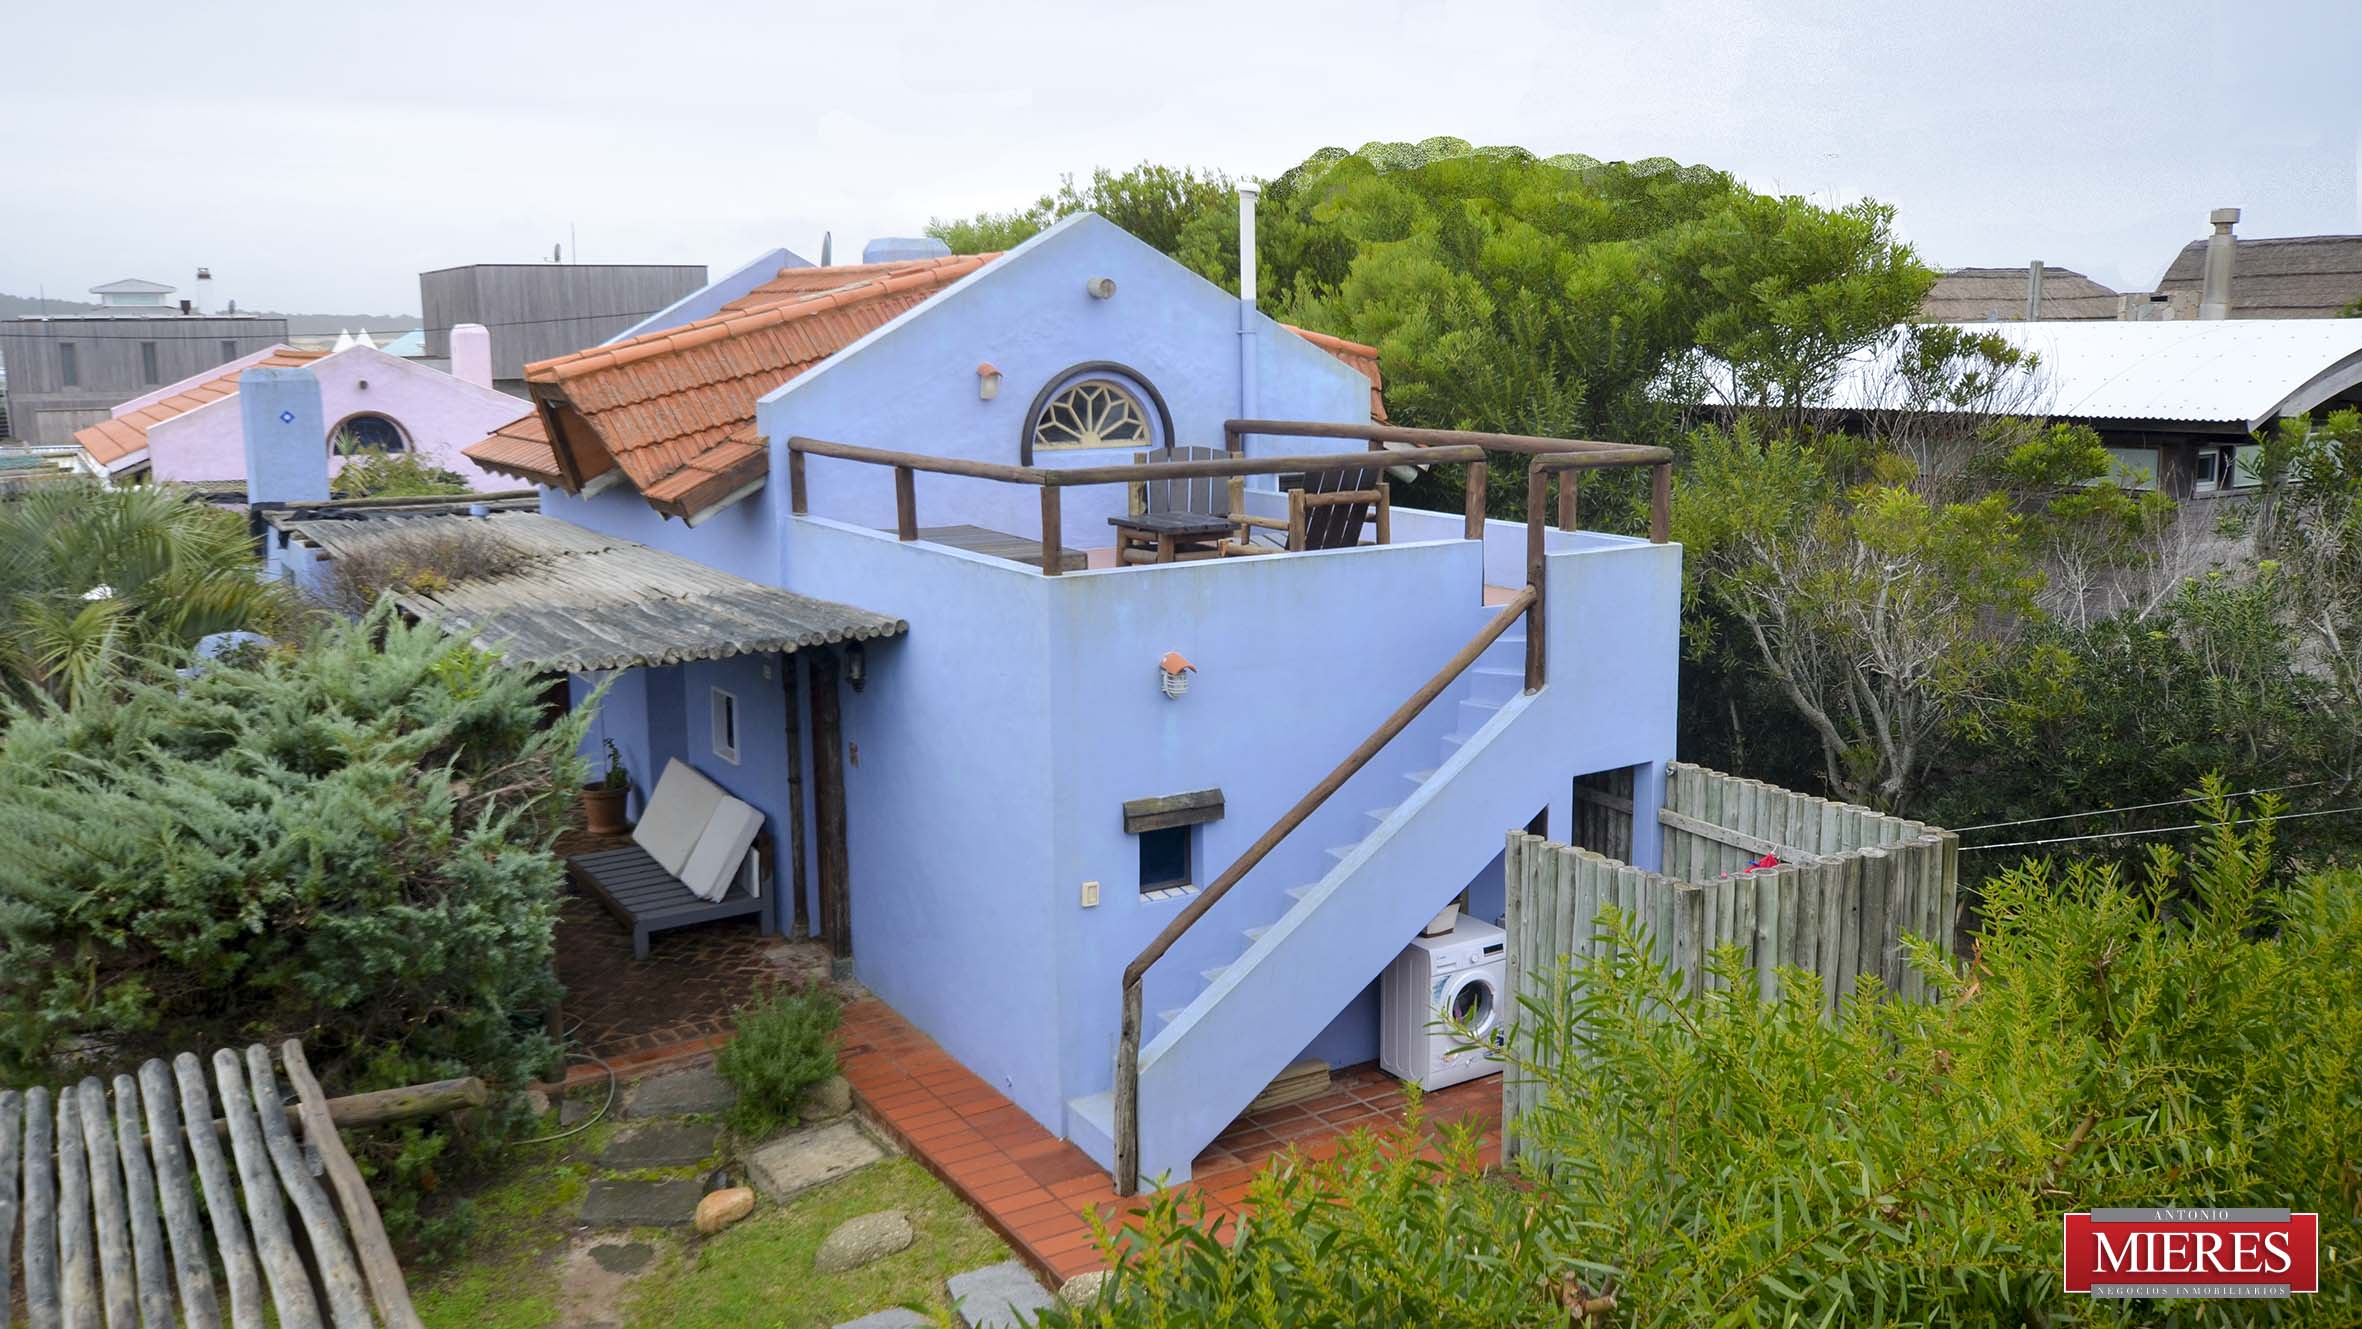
[72,324,528,493]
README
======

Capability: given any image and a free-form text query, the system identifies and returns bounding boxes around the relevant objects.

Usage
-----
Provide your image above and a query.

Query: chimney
[1237,185,1261,421]
[1238,186,1260,312]
[193,267,213,316]
[449,322,493,389]
[2025,260,2045,321]
[239,366,330,508]
[2199,207,2239,320]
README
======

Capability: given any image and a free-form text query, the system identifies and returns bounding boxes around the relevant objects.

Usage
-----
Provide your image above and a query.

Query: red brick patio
[837,998,1503,1283]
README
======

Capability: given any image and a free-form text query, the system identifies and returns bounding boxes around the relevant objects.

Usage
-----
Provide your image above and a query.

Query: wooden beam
[1122,789,1224,834]
[1463,460,1487,540]
[781,656,810,937]
[787,446,807,515]
[1525,468,1547,693]
[892,466,917,540]
[1656,806,1823,865]
[808,650,852,959]
[1557,470,1578,533]
[789,437,1044,484]
[1044,447,1485,488]
[1651,462,1672,544]
[1224,418,1673,462]
[281,1043,423,1329]
[1039,487,1063,578]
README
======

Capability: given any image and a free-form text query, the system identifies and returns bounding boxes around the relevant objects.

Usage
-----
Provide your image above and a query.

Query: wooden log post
[781,657,811,937]
[787,446,808,515]
[1650,462,1672,543]
[242,1047,372,1329]
[1524,468,1547,692]
[56,1091,97,1329]
[171,1055,261,1329]
[0,1089,18,1329]
[808,648,852,960]
[24,1088,57,1329]
[106,1076,175,1329]
[208,1050,323,1329]
[136,1061,222,1329]
[1113,980,1141,1195]
[73,1080,137,1329]
[1463,460,1488,541]
[1557,469,1578,532]
[893,465,917,540]
[281,1044,422,1329]
[1039,485,1063,577]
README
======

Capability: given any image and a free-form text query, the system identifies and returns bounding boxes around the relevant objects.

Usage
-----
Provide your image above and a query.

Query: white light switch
[1081,879,1101,908]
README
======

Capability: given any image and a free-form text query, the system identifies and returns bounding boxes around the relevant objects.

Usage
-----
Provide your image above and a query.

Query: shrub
[0,605,582,1258]
[316,526,531,616]
[1049,785,2361,1326]
[717,986,842,1137]
[332,448,472,499]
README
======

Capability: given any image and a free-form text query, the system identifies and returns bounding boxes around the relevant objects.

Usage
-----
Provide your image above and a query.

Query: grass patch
[621,1158,1013,1329]
[410,1115,614,1329]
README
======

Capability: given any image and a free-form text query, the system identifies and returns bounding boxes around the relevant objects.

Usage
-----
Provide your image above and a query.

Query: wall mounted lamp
[1158,651,1196,700]
[846,642,867,692]
[1086,276,1118,300]
[977,362,1002,400]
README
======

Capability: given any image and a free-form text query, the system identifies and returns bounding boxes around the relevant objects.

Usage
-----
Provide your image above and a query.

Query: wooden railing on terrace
[782,420,1673,1193]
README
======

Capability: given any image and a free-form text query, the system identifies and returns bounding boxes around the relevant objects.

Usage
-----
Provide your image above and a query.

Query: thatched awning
[281,510,905,672]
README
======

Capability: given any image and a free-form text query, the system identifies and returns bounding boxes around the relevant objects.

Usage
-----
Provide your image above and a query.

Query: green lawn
[406,1116,1011,1329]
[622,1159,1010,1329]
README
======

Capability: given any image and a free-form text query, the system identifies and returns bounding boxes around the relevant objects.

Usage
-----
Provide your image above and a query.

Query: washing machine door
[1438,968,1500,1045]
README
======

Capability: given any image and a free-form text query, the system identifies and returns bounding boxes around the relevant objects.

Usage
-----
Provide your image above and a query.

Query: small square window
[711,688,740,764]
[1138,825,1191,893]
[220,339,239,362]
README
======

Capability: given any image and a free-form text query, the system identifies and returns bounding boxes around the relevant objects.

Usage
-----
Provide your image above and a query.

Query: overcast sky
[4,0,2354,317]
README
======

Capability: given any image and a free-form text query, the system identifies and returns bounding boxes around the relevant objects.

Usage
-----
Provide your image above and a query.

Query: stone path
[579,1067,739,1233]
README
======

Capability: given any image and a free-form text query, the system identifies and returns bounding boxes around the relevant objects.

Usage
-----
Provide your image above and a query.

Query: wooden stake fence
[1505,763,1959,1158]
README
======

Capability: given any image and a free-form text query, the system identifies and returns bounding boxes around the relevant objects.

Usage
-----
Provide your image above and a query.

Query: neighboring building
[70,324,526,493]
[1808,319,2362,499]
[1919,263,2122,322]
[2151,208,2362,319]
[256,210,1685,1189]
[418,262,713,397]
[1,272,285,444]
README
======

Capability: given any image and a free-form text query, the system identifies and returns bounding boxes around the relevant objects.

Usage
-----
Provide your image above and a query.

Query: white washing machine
[1379,913,1508,1090]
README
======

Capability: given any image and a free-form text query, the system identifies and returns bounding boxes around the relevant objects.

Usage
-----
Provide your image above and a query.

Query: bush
[717,986,842,1137]
[332,448,472,499]
[316,527,531,616]
[1049,785,2361,1326]
[0,605,583,1258]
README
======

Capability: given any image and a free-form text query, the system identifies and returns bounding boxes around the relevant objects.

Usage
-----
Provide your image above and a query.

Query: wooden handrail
[1226,418,1669,461]
[1113,585,1539,1191]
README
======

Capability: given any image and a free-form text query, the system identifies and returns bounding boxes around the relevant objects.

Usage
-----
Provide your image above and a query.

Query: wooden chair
[1108,446,1242,564]
[0,1040,481,1328]
[1224,463,1391,555]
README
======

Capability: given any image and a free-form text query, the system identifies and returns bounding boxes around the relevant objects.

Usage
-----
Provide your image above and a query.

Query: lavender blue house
[436,211,1684,1187]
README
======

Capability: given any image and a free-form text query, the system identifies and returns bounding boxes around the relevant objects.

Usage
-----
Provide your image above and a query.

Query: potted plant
[581,740,631,835]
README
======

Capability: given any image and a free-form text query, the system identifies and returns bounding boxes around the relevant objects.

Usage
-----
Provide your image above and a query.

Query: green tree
[0,482,296,709]
[928,163,1237,256]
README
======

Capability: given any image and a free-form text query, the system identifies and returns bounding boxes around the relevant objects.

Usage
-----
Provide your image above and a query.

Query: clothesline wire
[1959,805,2362,854]
[1949,781,2327,833]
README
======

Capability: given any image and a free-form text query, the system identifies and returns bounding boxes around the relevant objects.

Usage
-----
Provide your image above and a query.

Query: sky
[3,0,2355,317]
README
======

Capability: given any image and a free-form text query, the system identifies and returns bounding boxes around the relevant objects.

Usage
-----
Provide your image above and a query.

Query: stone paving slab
[580,1177,707,1228]
[622,1066,738,1118]
[947,1260,1056,1328]
[832,1310,930,1329]
[599,1121,723,1169]
[747,1120,882,1201]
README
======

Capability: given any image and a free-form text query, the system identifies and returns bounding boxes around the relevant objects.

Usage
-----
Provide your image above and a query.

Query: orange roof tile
[74,347,328,467]
[465,412,565,486]
[513,253,998,519]
[1281,325,1387,423]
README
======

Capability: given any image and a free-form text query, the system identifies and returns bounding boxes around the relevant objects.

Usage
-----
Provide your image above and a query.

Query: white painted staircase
[1066,621,1563,1184]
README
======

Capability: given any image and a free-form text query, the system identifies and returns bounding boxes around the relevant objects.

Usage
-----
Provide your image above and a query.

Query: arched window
[1020,362,1175,463]
[331,413,407,455]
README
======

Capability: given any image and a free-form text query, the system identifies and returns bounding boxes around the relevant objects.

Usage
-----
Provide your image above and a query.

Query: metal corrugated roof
[1810,319,2362,430]
[284,511,906,672]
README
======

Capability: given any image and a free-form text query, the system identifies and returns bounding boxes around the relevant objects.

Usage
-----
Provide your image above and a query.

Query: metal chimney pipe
[1237,186,1261,421]
[2025,260,2045,321]
[2199,207,2239,320]
[193,267,214,317]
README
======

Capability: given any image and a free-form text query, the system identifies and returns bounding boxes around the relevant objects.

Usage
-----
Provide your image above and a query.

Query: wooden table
[1107,511,1235,564]
[909,524,1087,573]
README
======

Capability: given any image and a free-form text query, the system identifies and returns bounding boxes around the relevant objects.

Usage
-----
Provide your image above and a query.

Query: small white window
[711,688,740,764]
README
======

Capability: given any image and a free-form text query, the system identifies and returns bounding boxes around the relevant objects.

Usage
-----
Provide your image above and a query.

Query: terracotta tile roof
[74,347,327,467]
[464,258,1394,514]
[1282,325,1388,422]
[465,411,565,486]
[498,254,998,520]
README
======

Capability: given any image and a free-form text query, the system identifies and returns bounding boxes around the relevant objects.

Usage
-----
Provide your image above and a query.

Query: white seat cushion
[680,796,764,903]
[631,758,726,878]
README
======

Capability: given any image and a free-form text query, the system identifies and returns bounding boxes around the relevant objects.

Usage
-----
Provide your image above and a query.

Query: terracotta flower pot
[580,784,630,836]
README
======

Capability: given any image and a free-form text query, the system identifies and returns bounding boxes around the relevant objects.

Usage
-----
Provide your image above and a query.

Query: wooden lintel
[1656,806,1822,865]
[1122,789,1224,834]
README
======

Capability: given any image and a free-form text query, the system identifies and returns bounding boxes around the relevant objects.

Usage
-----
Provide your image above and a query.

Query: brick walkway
[838,999,1502,1284]
[550,824,805,1063]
